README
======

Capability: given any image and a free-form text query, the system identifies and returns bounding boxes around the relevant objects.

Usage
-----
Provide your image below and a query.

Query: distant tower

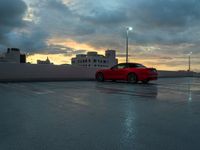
[46,57,50,64]
[37,57,52,64]
[105,50,116,58]
[105,50,118,67]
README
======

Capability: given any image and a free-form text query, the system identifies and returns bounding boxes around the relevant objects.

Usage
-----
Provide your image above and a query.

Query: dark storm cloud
[124,0,200,48]
[44,0,72,14]
[0,0,71,53]
[6,26,49,52]
[34,0,96,37]
[80,9,128,26]
[131,0,200,29]
[0,0,27,27]
[37,44,74,55]
[59,0,200,54]
[39,44,86,56]
[0,0,27,46]
[1,0,200,59]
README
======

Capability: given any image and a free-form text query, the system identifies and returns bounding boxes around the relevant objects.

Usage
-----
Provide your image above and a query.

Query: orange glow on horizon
[27,38,196,71]
[47,38,104,54]
[27,53,191,71]
[27,54,72,65]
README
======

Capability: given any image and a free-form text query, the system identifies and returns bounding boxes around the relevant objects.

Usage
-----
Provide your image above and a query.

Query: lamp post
[126,27,132,63]
[188,52,192,72]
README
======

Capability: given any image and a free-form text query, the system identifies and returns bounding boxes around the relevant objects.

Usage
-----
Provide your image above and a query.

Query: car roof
[117,63,142,65]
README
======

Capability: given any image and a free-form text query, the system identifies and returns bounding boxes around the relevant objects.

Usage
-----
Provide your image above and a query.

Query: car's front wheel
[96,72,104,82]
[127,73,138,83]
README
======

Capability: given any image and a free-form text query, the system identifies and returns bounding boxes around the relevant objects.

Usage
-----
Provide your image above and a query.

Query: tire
[142,80,149,84]
[96,72,104,82]
[127,73,138,83]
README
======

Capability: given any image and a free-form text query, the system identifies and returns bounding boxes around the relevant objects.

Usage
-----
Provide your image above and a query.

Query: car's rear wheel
[96,72,104,82]
[127,73,138,83]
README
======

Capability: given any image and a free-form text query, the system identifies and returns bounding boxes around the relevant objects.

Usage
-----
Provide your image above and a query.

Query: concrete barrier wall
[0,63,98,82]
[158,70,194,78]
[193,73,200,77]
[0,63,198,82]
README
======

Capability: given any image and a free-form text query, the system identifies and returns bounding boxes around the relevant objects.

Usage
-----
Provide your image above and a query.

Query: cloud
[1,0,200,70]
[61,0,200,53]
[80,9,128,26]
[0,0,27,47]
[130,0,200,29]
[0,0,27,27]
[6,26,49,52]
[124,0,200,47]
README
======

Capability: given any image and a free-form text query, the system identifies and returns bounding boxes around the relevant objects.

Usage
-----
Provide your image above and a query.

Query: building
[0,48,26,63]
[37,57,53,65]
[71,50,118,68]
[20,54,26,63]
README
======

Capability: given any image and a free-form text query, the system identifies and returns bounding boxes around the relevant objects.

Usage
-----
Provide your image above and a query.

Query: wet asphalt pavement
[0,78,200,150]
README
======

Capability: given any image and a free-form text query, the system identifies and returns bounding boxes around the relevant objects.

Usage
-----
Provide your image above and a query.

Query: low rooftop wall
[193,73,200,77]
[158,70,194,78]
[0,63,198,82]
[0,63,97,82]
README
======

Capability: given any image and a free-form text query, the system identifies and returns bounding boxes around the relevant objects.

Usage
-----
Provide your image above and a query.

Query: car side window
[129,64,146,68]
[117,64,126,69]
[111,64,126,69]
[128,64,137,68]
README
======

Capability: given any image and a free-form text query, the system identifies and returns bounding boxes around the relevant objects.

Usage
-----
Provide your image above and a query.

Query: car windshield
[129,63,146,68]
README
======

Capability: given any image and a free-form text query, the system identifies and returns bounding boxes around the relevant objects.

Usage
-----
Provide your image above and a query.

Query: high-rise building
[5,48,21,63]
[71,50,118,68]
[20,54,26,63]
[0,48,26,63]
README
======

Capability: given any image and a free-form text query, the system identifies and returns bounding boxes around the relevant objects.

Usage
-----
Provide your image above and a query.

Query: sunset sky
[0,0,200,71]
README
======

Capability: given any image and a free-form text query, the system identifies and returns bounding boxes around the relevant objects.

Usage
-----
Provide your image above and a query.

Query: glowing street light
[126,27,133,63]
[188,52,192,72]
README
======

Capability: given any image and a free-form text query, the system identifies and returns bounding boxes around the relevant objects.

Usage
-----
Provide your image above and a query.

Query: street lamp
[188,52,192,72]
[126,27,133,63]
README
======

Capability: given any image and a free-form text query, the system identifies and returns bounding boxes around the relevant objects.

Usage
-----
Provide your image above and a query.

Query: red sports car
[95,63,158,83]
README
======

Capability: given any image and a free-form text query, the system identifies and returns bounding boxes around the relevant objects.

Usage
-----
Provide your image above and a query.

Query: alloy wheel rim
[129,74,136,82]
[98,74,103,80]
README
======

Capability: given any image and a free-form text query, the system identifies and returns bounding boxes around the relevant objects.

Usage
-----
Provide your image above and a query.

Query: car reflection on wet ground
[0,78,200,150]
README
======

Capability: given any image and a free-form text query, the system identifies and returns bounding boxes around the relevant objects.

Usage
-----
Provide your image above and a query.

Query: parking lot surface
[0,78,200,150]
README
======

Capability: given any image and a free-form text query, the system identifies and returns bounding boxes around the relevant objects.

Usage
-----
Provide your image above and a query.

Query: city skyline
[0,0,200,71]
